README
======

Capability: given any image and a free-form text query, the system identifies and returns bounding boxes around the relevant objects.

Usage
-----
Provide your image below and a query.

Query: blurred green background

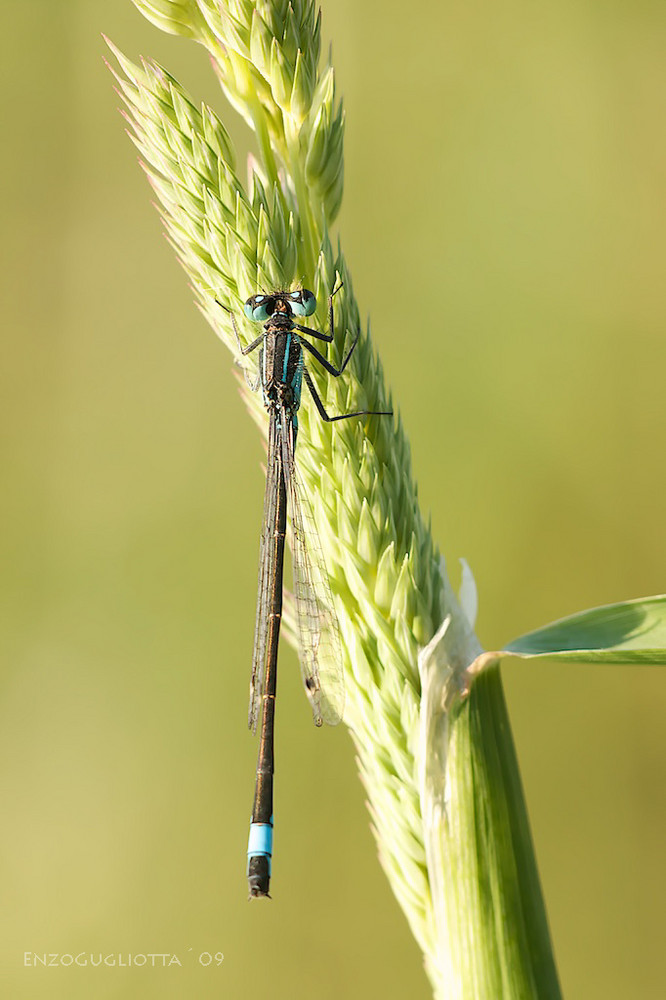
[2,1,665,997]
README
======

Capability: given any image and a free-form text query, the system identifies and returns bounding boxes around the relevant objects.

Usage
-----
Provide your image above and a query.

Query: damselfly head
[243,289,317,322]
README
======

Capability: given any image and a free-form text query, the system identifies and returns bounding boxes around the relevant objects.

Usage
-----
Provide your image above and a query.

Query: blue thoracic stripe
[293,354,303,407]
[283,333,291,382]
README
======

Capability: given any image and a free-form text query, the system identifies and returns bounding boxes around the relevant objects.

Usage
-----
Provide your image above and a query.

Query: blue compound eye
[290,289,316,317]
[244,296,273,321]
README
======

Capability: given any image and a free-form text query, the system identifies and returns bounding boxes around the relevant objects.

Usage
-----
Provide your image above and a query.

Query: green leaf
[504,595,666,664]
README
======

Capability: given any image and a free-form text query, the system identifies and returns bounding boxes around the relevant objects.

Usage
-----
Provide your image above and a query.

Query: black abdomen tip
[247,856,271,899]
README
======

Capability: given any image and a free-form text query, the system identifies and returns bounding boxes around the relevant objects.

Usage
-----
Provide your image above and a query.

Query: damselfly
[220,283,391,897]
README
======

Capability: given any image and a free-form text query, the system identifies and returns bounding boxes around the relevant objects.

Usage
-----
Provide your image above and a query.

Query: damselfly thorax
[260,326,304,416]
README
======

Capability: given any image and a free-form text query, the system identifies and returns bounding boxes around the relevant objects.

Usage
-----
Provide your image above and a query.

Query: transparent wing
[279,416,345,727]
[248,411,281,732]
